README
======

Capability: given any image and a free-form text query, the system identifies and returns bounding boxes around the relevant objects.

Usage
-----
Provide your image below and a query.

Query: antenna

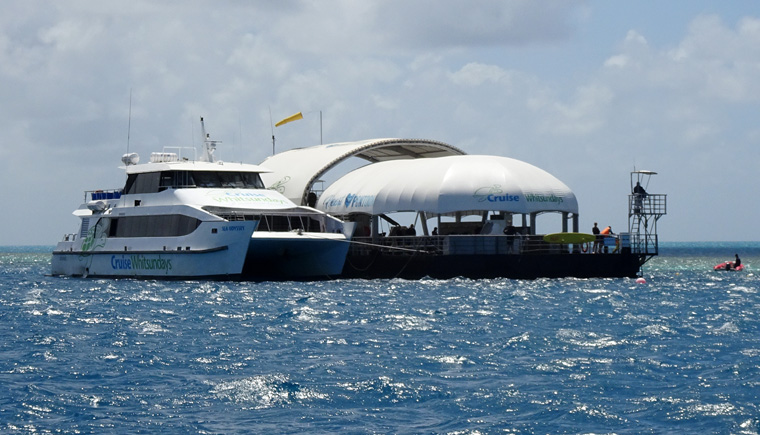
[126,88,132,153]
[121,89,139,167]
[239,113,243,163]
[199,116,221,162]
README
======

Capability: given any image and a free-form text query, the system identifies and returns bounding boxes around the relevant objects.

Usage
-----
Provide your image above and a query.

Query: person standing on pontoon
[633,181,647,213]
[504,223,517,253]
[592,222,601,253]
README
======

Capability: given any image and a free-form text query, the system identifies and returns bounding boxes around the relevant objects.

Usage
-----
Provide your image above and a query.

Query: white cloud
[624,29,648,45]
[529,85,614,136]
[603,54,629,68]
[262,0,584,55]
[449,63,511,87]
[38,19,103,52]
[1,2,760,244]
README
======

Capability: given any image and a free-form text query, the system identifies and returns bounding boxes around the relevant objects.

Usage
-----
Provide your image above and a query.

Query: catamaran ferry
[51,118,350,280]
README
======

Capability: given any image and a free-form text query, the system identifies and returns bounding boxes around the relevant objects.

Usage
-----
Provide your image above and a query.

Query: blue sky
[1,0,759,244]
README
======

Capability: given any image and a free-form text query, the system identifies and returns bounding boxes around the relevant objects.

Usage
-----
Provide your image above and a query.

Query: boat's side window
[108,218,118,237]
[125,172,161,194]
[159,172,174,191]
[179,171,264,189]
[193,171,221,188]
[219,172,245,188]
[126,170,264,193]
[109,215,201,237]
[241,172,265,188]
[159,171,195,190]
[177,171,195,188]
[306,216,321,232]
[289,215,304,230]
[124,174,138,194]
[259,215,270,231]
[259,215,291,231]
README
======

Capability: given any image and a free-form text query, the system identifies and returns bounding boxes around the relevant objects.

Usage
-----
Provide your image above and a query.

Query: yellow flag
[275,112,303,127]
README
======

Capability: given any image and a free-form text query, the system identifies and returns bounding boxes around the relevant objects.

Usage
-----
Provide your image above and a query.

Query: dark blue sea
[2,243,759,434]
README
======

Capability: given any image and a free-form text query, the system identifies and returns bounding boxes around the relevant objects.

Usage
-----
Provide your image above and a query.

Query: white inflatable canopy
[260,138,465,205]
[317,155,578,216]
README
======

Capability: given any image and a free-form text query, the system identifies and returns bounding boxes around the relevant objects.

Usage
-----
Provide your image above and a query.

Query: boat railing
[629,232,659,256]
[85,189,123,202]
[349,234,633,256]
[162,146,197,162]
[628,193,667,216]
[61,233,78,242]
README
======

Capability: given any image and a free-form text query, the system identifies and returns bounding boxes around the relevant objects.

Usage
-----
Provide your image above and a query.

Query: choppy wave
[1,245,760,433]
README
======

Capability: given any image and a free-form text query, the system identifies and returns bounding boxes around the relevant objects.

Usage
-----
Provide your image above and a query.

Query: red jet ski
[714,261,744,271]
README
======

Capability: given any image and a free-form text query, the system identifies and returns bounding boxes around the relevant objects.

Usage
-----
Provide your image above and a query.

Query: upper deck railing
[85,189,123,202]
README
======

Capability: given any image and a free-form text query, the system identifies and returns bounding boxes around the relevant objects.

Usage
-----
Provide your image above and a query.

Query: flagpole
[269,106,275,155]
[274,110,316,152]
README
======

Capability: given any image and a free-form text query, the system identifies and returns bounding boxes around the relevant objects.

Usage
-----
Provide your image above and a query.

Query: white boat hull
[51,221,257,279]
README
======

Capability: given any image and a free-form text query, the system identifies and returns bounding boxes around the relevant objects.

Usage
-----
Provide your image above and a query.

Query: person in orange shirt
[600,226,614,253]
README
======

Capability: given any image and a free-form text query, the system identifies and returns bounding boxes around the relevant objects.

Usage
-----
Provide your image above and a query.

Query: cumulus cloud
[1,2,760,244]
[261,0,584,55]
[606,15,760,103]
[535,85,614,136]
[449,63,512,87]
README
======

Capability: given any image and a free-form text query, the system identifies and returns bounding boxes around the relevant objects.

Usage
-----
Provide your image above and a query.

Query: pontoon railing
[348,234,639,256]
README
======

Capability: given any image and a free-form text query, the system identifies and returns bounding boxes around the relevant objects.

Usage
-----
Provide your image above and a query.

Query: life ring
[581,242,589,253]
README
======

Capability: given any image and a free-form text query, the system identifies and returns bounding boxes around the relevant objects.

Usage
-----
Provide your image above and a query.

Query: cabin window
[126,171,265,191]
[259,215,290,232]
[241,172,265,188]
[135,172,160,194]
[258,215,322,232]
[159,171,195,190]
[219,172,245,188]
[108,215,201,238]
[191,171,265,189]
[193,171,220,188]
[124,172,160,194]
[159,172,173,190]
[124,174,137,194]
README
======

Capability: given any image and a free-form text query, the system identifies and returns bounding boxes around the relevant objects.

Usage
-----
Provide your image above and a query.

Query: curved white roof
[317,155,578,215]
[259,138,465,205]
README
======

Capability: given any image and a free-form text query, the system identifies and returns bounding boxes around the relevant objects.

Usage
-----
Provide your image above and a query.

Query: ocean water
[1,243,759,434]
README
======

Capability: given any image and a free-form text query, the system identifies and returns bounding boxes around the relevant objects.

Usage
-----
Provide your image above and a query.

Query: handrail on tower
[628,170,666,259]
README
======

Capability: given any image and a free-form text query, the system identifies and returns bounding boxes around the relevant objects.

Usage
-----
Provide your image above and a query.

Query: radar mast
[199,116,221,163]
